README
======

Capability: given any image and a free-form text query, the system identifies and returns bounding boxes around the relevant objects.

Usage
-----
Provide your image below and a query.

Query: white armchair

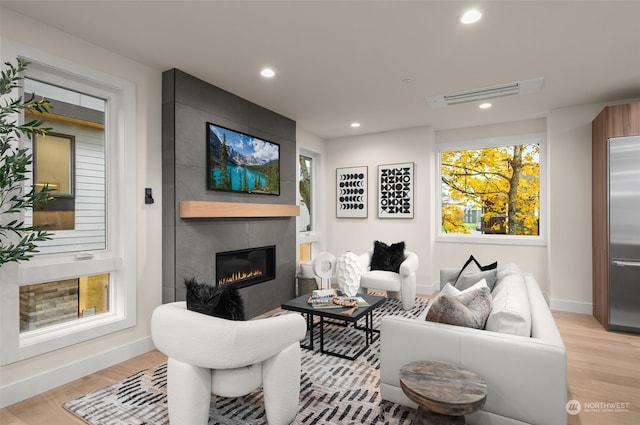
[151,302,306,425]
[357,251,419,310]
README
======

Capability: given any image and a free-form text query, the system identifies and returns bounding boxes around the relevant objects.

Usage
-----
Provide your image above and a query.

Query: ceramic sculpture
[336,251,362,296]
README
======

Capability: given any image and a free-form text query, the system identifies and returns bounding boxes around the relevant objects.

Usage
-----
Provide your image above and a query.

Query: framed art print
[336,166,367,218]
[378,162,414,218]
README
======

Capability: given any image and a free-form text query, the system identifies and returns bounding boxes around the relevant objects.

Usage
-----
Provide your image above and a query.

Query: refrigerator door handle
[612,260,640,268]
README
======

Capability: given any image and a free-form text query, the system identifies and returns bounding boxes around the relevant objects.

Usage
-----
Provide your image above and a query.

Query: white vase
[336,251,362,297]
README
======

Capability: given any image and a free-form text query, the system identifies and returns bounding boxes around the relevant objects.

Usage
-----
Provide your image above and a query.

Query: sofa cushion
[184,278,245,321]
[425,285,492,329]
[485,265,531,336]
[454,255,498,291]
[370,240,405,273]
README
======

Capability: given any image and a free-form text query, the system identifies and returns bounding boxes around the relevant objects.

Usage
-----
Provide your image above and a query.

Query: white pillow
[485,271,531,336]
[299,262,315,278]
[420,279,488,319]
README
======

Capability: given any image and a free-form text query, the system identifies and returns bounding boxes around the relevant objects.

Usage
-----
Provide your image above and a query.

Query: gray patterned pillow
[425,286,492,329]
[455,260,498,291]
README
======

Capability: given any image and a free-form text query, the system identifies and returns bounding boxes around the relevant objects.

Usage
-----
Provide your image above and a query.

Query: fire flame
[218,269,264,285]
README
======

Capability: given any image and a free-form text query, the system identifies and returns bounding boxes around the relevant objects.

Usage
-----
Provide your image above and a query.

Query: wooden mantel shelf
[179,201,300,218]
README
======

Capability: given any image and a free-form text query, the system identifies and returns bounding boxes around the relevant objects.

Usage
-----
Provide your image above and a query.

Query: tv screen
[206,122,280,195]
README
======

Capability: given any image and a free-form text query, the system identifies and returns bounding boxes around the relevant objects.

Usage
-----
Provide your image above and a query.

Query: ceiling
[3,0,640,139]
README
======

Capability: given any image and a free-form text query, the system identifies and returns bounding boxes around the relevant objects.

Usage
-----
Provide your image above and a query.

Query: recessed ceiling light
[350,122,361,128]
[460,9,482,24]
[479,102,492,109]
[260,68,275,78]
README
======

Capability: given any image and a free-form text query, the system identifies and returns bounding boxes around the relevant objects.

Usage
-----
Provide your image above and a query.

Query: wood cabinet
[592,103,640,330]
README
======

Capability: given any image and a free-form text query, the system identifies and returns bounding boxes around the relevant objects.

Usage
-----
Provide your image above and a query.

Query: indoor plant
[0,57,52,264]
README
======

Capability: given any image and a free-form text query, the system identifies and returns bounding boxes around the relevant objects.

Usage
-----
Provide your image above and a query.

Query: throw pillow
[370,240,406,273]
[426,286,492,329]
[184,278,245,321]
[485,269,531,336]
[421,279,489,319]
[454,255,498,291]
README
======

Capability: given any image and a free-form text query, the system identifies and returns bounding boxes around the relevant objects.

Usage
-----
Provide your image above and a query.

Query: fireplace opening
[216,245,276,289]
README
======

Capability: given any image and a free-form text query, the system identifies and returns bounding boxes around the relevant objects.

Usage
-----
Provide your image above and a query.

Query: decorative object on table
[336,166,367,218]
[378,162,414,218]
[307,289,369,311]
[312,251,337,290]
[336,251,362,296]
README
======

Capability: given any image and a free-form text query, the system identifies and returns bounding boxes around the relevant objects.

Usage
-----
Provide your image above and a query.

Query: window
[33,131,75,230]
[299,155,312,233]
[0,49,136,365]
[298,151,320,262]
[437,133,546,245]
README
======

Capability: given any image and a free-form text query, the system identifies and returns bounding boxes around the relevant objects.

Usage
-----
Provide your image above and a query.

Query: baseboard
[0,336,155,409]
[550,298,592,315]
[416,282,438,296]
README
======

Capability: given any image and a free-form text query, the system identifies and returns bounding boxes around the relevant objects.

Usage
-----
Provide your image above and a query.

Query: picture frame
[336,166,368,218]
[378,162,414,218]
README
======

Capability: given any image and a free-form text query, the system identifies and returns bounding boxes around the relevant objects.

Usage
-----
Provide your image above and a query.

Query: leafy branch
[1,57,53,264]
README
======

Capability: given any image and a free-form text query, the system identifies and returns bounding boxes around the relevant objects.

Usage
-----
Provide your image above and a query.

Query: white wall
[0,7,163,405]
[323,104,638,314]
[324,121,551,295]
[325,126,436,291]
[546,98,640,312]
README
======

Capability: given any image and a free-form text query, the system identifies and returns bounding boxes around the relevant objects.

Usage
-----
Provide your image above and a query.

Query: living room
[1,1,639,424]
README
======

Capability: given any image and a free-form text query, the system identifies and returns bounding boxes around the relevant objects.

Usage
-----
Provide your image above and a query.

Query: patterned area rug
[64,296,429,425]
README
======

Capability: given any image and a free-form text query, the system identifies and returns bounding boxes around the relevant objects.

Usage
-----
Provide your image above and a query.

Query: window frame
[33,130,76,198]
[436,132,547,246]
[0,46,137,365]
[298,148,321,260]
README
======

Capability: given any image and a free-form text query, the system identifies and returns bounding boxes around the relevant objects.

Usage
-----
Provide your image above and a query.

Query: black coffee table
[281,292,386,360]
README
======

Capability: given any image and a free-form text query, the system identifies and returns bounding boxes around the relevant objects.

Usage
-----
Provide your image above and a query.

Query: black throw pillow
[184,278,245,321]
[370,240,406,273]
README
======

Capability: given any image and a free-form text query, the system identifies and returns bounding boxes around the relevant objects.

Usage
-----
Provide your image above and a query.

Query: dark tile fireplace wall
[162,69,297,318]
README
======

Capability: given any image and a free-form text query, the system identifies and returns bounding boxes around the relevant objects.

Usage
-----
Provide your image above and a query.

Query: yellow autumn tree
[441,144,540,235]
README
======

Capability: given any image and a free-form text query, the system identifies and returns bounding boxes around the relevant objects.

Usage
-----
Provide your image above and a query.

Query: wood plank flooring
[1,311,638,425]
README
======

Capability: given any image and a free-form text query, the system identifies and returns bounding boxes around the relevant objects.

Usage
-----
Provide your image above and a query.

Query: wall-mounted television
[206,122,280,195]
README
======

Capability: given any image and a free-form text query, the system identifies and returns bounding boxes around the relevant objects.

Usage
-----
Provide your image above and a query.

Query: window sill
[436,233,547,247]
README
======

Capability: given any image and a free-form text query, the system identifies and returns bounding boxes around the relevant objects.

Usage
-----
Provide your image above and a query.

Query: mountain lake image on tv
[207,122,280,195]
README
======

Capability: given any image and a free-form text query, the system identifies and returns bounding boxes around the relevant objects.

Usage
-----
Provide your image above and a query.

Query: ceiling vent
[426,77,544,108]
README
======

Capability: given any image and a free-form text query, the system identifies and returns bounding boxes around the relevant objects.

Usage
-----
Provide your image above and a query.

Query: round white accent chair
[357,251,419,310]
[151,302,306,425]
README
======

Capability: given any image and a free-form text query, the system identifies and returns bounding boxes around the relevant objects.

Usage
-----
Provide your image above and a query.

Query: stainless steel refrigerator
[609,135,640,333]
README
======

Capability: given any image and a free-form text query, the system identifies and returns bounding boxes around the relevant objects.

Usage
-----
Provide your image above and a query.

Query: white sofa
[380,263,567,425]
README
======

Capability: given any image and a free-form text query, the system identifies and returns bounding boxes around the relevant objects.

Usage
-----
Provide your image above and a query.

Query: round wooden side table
[399,360,487,425]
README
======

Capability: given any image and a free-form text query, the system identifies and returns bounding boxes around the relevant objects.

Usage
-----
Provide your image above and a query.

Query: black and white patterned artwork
[336,166,367,218]
[378,162,414,218]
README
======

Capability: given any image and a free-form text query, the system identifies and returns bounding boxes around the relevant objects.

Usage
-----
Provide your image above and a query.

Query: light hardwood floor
[1,311,638,425]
